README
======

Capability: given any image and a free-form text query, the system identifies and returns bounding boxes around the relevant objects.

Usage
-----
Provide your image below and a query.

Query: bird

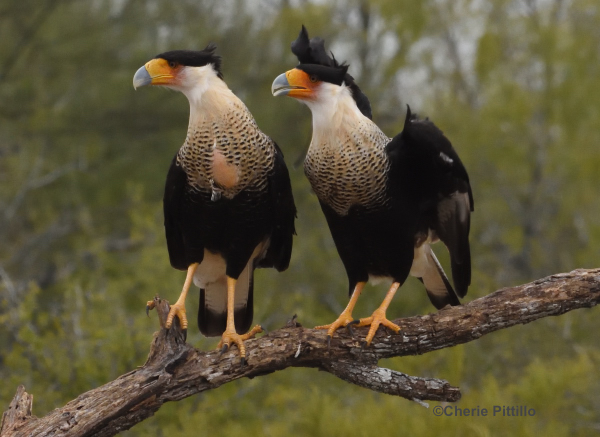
[133,44,296,363]
[271,26,473,346]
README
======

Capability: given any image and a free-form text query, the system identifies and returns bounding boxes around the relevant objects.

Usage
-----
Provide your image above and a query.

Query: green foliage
[1,0,599,435]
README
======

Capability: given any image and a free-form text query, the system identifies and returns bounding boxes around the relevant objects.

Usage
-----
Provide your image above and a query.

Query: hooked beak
[271,69,314,99]
[133,58,178,89]
[271,73,293,97]
[133,66,152,89]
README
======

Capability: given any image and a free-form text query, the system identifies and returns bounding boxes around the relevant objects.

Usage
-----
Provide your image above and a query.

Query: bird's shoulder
[386,107,473,208]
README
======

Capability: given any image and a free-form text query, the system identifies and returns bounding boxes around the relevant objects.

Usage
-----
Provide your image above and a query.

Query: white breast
[193,250,227,289]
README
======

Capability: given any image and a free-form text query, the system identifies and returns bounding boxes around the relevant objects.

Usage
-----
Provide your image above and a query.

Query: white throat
[300,82,392,215]
[302,82,385,151]
[304,82,371,142]
[170,65,237,124]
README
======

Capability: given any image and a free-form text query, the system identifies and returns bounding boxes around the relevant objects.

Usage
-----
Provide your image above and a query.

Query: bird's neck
[176,79,272,199]
[183,78,239,127]
[304,86,388,153]
[302,87,391,215]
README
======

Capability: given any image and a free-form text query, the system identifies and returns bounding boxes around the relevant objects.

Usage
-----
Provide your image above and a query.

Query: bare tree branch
[2,268,599,437]
[323,360,459,404]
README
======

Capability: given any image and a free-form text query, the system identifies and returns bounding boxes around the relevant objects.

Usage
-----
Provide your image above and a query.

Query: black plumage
[272,27,473,345]
[316,107,473,310]
[164,145,295,336]
[291,25,372,119]
[155,45,223,76]
[135,44,296,360]
[387,108,473,299]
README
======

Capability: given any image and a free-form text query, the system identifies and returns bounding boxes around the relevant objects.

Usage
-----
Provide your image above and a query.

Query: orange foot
[315,282,366,346]
[356,309,400,346]
[164,302,189,342]
[217,325,264,365]
[145,299,188,341]
[315,310,356,346]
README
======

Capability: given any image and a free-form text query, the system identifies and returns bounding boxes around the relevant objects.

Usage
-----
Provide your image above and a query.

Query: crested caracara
[134,45,296,363]
[272,27,473,346]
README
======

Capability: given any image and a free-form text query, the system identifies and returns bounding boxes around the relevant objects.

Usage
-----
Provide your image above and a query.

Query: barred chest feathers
[304,117,391,216]
[177,98,275,200]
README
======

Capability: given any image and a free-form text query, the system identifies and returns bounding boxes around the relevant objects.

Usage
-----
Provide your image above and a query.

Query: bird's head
[272,26,372,119]
[271,63,348,104]
[133,44,223,99]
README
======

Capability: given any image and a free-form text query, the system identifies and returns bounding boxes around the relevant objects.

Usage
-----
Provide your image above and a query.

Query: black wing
[163,154,195,271]
[387,106,473,297]
[255,141,297,271]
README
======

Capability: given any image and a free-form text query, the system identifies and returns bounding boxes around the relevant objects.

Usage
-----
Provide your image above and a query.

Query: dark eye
[168,61,177,68]
[309,75,318,83]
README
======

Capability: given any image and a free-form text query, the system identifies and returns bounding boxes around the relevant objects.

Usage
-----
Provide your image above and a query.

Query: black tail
[420,248,461,309]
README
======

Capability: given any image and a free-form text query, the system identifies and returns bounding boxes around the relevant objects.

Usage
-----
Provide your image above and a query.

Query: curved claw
[315,311,356,344]
[327,334,332,351]
[219,343,229,356]
[216,324,263,363]
[182,328,187,342]
[357,312,401,346]
[346,324,354,337]
[346,319,360,337]
[165,302,188,330]
[240,357,246,367]
[146,300,156,317]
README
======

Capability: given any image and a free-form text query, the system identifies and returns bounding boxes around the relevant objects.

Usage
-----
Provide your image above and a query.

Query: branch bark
[2,268,599,437]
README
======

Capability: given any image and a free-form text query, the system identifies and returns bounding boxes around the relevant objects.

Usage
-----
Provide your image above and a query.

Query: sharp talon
[146,306,150,317]
[219,344,229,356]
[346,323,354,337]
[327,335,332,351]
[348,319,360,326]
[360,340,367,354]
[240,357,246,366]
[182,329,187,342]
[260,325,268,334]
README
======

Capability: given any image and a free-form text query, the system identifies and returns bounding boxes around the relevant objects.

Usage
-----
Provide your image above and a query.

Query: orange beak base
[271,69,316,99]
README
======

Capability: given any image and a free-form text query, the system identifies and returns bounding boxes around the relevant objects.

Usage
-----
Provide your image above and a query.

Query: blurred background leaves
[0,0,598,435]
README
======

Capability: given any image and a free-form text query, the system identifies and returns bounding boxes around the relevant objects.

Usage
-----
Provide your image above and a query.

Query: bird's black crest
[155,44,223,79]
[296,64,349,86]
[292,25,337,67]
[291,25,372,119]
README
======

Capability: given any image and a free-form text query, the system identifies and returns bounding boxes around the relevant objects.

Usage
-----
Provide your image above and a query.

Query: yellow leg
[357,282,401,346]
[217,276,263,364]
[316,282,366,340]
[156,263,199,332]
